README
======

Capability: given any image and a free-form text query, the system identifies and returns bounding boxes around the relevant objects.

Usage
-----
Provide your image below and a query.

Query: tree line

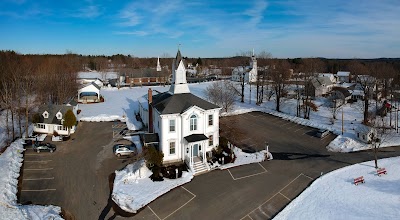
[0,51,80,143]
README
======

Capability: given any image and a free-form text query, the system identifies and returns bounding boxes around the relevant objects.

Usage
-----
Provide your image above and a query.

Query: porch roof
[184,134,208,143]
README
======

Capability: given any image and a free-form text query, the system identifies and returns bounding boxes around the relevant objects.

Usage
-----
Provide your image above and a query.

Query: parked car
[316,129,329,138]
[33,143,56,153]
[113,144,136,157]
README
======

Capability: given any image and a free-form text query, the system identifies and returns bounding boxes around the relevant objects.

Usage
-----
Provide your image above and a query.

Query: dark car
[33,143,56,153]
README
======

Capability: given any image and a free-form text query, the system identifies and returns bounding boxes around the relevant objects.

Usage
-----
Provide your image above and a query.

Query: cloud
[118,10,141,26]
[71,5,101,18]
[113,31,148,36]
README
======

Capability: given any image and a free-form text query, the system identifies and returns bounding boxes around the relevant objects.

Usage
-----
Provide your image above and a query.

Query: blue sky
[0,0,399,58]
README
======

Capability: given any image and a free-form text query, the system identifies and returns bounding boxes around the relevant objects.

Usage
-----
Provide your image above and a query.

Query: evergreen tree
[63,109,76,136]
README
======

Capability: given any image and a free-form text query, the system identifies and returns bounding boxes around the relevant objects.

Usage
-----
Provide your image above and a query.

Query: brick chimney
[148,88,153,133]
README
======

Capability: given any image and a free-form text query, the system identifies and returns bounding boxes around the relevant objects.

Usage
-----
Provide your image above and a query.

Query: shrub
[144,146,164,168]
[219,136,228,148]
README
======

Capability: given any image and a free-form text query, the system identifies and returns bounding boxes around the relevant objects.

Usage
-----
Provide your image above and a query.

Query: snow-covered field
[274,156,400,220]
[0,140,63,220]
[78,81,400,153]
[112,160,193,213]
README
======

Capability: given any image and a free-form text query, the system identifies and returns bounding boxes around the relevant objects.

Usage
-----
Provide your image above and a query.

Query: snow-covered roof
[78,71,118,79]
[337,71,350,77]
[350,90,364,96]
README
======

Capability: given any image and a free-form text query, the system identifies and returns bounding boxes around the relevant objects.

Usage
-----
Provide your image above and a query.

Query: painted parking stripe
[25,160,52,163]
[21,189,56,192]
[280,121,292,127]
[24,168,53,171]
[24,177,54,181]
[294,126,307,132]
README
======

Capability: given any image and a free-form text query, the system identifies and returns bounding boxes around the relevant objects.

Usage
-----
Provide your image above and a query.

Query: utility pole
[241,71,245,103]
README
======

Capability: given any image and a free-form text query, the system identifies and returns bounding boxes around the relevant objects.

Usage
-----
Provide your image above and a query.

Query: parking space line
[247,215,254,220]
[227,164,268,181]
[301,173,314,180]
[279,192,291,201]
[25,160,52,163]
[24,177,54,181]
[147,186,196,220]
[21,189,56,192]
[163,187,196,220]
[286,123,299,129]
[241,173,308,219]
[294,126,307,132]
[24,168,53,171]
[147,206,161,220]
[280,121,292,127]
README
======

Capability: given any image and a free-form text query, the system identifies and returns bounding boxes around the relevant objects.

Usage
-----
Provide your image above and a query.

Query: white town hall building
[138,50,221,174]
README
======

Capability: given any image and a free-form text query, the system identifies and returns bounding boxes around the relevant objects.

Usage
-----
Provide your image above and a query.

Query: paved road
[18,113,400,220]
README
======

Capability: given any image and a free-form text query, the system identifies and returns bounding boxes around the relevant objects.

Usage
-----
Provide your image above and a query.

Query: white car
[113,144,136,157]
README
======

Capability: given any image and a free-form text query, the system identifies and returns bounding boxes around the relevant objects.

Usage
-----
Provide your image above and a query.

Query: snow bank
[112,160,193,213]
[218,147,270,170]
[274,156,400,220]
[123,135,143,154]
[0,140,63,220]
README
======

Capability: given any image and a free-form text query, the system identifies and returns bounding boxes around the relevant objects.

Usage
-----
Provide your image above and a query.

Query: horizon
[1,0,399,59]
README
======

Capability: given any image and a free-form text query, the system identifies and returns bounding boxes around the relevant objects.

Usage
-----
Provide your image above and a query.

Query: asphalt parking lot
[132,111,400,220]
[19,122,136,220]
[18,113,400,220]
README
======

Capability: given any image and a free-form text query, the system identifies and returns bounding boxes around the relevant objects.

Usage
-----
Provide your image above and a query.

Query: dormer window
[43,111,49,119]
[56,112,62,120]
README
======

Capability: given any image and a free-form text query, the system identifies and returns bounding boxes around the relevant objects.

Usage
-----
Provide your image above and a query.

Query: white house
[232,51,257,83]
[78,82,101,103]
[356,125,377,144]
[139,50,221,175]
[310,75,335,97]
[33,102,78,136]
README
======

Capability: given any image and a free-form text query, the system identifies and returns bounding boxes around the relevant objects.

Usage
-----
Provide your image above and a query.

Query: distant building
[336,71,351,83]
[232,51,257,83]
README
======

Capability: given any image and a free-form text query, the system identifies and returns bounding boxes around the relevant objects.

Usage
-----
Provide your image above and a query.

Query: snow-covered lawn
[112,160,193,213]
[78,82,400,153]
[274,156,400,220]
[0,140,63,220]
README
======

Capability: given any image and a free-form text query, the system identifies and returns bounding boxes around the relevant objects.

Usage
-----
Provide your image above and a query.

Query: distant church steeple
[156,56,161,72]
[169,49,190,94]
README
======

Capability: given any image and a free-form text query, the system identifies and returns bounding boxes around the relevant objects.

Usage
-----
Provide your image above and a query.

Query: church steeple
[156,56,161,72]
[169,49,190,94]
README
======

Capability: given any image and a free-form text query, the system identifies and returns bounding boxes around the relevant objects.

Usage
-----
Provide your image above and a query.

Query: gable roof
[311,76,334,87]
[332,87,351,97]
[151,92,220,114]
[37,105,74,125]
[337,71,350,77]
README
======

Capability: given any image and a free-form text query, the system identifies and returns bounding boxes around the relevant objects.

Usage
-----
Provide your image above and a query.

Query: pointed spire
[169,48,190,94]
[252,48,255,56]
[157,56,161,72]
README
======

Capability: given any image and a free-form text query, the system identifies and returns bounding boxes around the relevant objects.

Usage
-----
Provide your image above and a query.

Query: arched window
[190,115,197,131]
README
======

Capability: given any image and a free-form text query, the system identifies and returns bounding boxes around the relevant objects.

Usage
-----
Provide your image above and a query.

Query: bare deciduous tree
[270,59,291,112]
[205,81,238,112]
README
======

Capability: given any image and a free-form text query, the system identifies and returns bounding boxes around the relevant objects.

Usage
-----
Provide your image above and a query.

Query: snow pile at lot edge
[327,135,367,152]
[0,140,63,220]
[218,147,270,170]
[112,160,193,213]
[274,156,400,220]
